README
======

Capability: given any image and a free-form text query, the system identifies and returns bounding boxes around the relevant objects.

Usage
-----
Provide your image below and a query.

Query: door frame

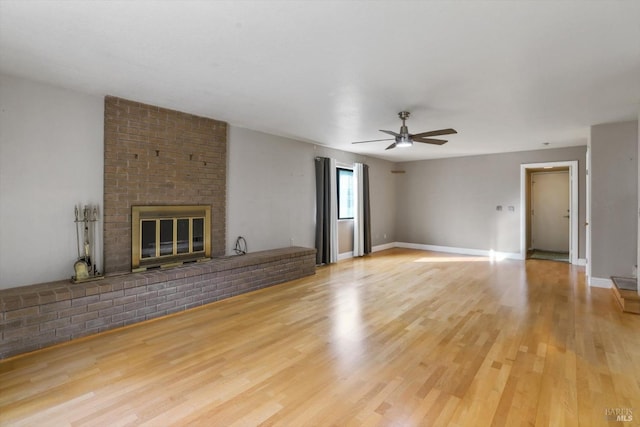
[520,161,579,264]
[586,146,591,282]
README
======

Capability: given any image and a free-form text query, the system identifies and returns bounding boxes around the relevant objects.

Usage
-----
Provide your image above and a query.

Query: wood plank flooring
[1,248,639,426]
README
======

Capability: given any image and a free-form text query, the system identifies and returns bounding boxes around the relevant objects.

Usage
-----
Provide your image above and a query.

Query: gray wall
[590,120,638,279]
[226,126,397,255]
[395,146,587,256]
[0,74,104,289]
[338,220,354,255]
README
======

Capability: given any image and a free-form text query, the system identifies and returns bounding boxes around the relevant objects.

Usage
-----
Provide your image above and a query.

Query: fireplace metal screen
[132,205,211,271]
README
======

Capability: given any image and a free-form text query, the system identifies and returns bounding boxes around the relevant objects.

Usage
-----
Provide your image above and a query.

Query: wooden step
[611,276,640,314]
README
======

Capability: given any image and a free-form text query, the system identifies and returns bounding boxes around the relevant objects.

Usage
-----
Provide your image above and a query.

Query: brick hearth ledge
[0,247,316,359]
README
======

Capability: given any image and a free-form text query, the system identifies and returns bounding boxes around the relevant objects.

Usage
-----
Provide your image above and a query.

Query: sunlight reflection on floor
[413,251,507,263]
[331,286,365,373]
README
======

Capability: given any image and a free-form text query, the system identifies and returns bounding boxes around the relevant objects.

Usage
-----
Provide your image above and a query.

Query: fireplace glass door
[132,205,211,271]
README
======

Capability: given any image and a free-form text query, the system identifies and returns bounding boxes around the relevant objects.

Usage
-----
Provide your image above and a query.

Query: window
[337,168,354,219]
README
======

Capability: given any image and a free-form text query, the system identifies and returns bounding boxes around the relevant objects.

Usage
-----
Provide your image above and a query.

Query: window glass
[337,168,354,219]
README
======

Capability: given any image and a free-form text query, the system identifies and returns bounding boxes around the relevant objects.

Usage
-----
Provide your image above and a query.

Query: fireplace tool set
[72,204,103,283]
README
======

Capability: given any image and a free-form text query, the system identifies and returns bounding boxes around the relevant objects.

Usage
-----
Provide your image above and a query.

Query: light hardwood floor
[1,248,639,426]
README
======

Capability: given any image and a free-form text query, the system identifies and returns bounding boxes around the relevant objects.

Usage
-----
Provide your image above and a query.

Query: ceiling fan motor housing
[397,111,411,146]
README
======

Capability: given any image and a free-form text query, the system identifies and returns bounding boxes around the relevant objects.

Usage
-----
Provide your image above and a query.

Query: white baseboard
[344,243,587,267]
[340,242,396,260]
[337,252,353,261]
[372,242,396,252]
[589,276,612,288]
[395,242,522,261]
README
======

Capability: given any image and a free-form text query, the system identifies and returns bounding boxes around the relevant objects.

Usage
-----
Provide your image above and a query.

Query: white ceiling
[1,1,639,162]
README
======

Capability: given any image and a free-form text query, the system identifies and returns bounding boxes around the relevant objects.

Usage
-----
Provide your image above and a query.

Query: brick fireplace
[104,96,226,273]
[0,97,316,359]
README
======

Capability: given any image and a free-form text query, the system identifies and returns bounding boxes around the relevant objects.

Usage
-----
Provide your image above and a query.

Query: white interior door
[531,171,570,252]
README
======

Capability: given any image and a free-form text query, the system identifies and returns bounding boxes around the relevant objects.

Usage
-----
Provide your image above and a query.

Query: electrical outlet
[383,233,387,239]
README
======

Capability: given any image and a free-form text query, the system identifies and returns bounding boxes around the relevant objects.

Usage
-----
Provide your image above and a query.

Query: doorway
[520,161,579,264]
[529,169,570,262]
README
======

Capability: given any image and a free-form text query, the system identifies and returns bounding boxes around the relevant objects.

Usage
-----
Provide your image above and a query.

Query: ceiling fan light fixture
[396,137,412,148]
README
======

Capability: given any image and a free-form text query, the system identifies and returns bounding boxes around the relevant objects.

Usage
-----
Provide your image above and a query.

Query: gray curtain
[315,157,331,264]
[363,164,372,254]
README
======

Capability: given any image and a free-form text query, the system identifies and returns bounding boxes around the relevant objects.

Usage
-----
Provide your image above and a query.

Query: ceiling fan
[351,111,457,150]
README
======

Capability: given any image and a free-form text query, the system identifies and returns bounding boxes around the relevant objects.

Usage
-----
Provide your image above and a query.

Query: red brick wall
[104,96,226,274]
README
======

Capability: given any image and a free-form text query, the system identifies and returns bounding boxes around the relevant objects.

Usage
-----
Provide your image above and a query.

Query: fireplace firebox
[131,205,211,271]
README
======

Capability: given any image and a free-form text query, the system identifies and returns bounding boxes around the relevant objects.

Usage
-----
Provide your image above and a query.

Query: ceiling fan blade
[380,129,400,137]
[385,142,397,150]
[411,128,457,138]
[413,137,448,145]
[351,138,394,144]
